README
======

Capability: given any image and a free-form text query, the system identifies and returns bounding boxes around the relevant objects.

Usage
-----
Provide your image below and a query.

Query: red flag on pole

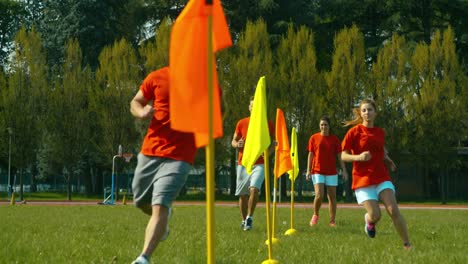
[169,0,232,147]
[274,108,293,178]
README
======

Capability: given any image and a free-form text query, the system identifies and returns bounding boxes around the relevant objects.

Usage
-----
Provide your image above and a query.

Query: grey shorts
[132,153,192,209]
[235,164,265,196]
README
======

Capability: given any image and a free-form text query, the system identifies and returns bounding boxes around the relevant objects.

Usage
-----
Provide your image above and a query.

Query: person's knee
[249,187,259,196]
[386,204,401,218]
[314,192,323,201]
[368,211,382,223]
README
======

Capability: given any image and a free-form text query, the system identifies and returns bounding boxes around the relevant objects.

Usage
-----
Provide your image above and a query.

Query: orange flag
[169,0,232,147]
[274,109,293,178]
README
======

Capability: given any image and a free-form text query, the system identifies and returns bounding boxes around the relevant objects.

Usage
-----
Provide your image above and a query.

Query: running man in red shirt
[341,99,411,249]
[130,67,198,264]
[306,116,348,227]
[231,96,274,231]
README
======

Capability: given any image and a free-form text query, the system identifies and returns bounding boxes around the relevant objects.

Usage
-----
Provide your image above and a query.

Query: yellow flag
[241,76,271,174]
[288,127,299,180]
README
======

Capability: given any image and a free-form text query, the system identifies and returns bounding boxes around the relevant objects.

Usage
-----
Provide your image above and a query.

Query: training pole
[205,1,215,263]
[262,151,279,264]
[266,175,279,245]
[285,171,297,235]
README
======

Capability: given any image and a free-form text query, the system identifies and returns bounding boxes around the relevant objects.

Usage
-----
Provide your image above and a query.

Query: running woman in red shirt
[341,99,411,249]
[130,67,198,264]
[306,116,348,227]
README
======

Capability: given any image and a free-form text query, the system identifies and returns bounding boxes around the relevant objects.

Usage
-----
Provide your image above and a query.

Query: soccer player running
[306,116,348,227]
[130,67,198,264]
[231,96,274,231]
[341,98,411,249]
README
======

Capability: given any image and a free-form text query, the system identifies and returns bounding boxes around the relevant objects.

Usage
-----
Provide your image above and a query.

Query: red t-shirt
[139,67,197,164]
[341,124,391,190]
[235,117,274,165]
[307,133,341,175]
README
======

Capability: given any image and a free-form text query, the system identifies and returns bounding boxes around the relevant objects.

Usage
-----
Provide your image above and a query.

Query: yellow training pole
[206,6,215,264]
[10,192,15,205]
[262,151,279,264]
[285,173,297,235]
[266,175,279,245]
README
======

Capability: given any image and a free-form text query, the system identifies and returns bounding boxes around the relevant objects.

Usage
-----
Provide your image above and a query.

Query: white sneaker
[131,255,149,264]
[160,207,172,241]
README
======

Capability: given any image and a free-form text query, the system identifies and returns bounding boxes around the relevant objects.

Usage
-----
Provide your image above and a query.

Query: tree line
[0,1,466,200]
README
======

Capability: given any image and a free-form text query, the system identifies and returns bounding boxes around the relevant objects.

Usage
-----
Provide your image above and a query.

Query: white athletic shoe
[131,255,149,264]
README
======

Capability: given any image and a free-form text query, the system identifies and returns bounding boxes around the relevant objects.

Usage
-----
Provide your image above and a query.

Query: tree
[368,34,411,154]
[0,0,25,68]
[5,26,48,199]
[36,0,149,70]
[0,68,8,166]
[139,17,171,76]
[389,0,468,71]
[276,24,324,198]
[92,38,141,186]
[325,25,367,127]
[405,27,465,202]
[218,19,274,195]
[45,39,93,200]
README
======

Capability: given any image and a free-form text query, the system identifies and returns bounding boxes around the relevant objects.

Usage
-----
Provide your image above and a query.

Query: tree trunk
[441,169,447,205]
[20,168,24,201]
[67,172,72,201]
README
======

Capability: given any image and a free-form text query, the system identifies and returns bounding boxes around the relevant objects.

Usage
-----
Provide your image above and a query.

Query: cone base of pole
[284,228,298,236]
[265,237,280,245]
[10,193,15,205]
[262,259,279,264]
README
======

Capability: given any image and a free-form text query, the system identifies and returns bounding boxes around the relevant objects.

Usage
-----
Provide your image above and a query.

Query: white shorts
[355,181,395,204]
[235,164,264,196]
[311,174,338,186]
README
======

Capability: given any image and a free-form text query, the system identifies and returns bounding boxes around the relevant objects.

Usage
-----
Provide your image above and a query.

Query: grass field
[1,204,467,264]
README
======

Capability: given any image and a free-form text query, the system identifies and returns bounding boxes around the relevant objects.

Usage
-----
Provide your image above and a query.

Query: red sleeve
[307,135,314,153]
[342,128,355,153]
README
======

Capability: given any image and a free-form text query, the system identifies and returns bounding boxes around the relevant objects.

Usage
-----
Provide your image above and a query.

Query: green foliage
[1,205,468,263]
[45,39,93,199]
[6,26,47,170]
[406,27,464,167]
[368,34,410,155]
[325,25,366,132]
[0,0,26,67]
[218,19,274,165]
[92,38,141,164]
[37,0,148,70]
[0,3,467,198]
[222,19,274,122]
[139,17,172,74]
[276,24,324,168]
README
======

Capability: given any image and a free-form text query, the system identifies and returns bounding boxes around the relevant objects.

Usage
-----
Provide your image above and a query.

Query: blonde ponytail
[343,108,363,127]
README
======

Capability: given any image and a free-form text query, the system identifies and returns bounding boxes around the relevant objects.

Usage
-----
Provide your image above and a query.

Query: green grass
[1,205,467,263]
